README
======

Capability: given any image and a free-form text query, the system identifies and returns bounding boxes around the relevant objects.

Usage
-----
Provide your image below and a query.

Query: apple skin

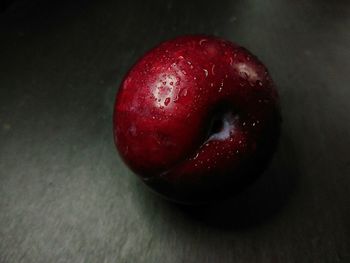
[114,35,281,204]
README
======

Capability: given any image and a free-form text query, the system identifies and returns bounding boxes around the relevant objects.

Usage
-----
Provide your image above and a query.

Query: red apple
[113,35,280,204]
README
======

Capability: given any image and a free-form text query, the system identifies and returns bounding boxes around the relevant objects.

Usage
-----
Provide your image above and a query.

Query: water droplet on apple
[164,97,171,106]
[240,71,249,79]
[199,38,207,45]
[182,70,187,75]
[218,81,224,92]
[203,68,208,77]
[187,61,194,68]
[256,80,263,86]
[211,64,216,75]
[229,57,233,66]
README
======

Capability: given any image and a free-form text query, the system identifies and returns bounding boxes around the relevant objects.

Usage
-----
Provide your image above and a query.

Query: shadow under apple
[132,128,299,231]
[174,130,299,230]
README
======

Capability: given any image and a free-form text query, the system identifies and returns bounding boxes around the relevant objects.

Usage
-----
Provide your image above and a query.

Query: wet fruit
[113,35,281,204]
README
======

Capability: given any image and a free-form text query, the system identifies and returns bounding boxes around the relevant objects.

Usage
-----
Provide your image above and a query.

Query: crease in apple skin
[113,35,281,204]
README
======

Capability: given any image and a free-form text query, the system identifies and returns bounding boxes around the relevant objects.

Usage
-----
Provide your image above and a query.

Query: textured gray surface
[0,0,350,262]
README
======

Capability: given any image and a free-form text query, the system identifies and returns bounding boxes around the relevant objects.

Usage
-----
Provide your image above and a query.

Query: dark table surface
[1,0,350,262]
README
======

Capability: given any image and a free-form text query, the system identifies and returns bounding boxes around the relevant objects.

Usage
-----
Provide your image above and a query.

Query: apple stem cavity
[208,112,238,141]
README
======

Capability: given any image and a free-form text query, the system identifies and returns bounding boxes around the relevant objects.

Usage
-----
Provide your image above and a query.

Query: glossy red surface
[114,35,280,203]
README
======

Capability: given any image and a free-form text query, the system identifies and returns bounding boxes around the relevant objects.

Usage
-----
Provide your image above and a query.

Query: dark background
[1,0,349,262]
